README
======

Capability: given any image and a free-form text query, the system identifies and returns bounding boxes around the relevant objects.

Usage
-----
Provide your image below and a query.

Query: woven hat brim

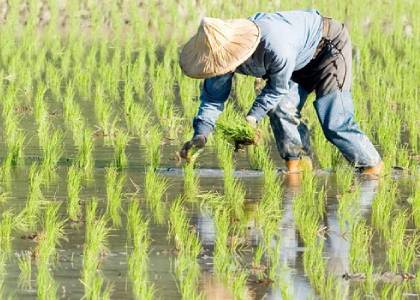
[180,19,261,79]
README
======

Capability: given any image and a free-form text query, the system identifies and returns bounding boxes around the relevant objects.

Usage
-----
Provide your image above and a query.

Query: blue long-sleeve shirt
[193,10,323,137]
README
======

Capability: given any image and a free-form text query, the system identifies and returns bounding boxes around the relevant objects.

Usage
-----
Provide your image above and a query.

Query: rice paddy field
[0,0,418,299]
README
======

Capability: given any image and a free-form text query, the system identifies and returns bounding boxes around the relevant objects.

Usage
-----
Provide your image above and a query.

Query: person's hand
[245,115,257,128]
[179,135,207,159]
[234,116,261,151]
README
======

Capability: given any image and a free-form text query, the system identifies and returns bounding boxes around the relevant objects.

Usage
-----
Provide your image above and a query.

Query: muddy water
[0,136,418,299]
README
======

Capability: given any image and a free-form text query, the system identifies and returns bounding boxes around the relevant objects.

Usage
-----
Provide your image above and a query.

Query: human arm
[180,73,233,159]
[192,73,234,138]
[247,50,296,122]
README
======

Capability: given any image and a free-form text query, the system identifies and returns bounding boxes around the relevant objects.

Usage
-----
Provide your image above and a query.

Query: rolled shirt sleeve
[193,73,233,137]
[247,50,296,121]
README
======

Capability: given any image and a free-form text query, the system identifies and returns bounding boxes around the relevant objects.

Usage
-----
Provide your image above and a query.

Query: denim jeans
[268,19,381,167]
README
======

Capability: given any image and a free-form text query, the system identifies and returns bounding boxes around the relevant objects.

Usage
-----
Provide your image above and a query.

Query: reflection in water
[196,209,216,247]
[326,178,379,275]
[200,275,234,300]
[193,176,380,299]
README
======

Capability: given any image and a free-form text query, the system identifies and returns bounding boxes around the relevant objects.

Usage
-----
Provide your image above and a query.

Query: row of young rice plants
[168,196,202,299]
[292,171,345,298]
[126,199,155,299]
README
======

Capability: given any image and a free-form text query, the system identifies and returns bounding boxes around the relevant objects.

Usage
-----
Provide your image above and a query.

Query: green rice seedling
[168,196,202,255]
[67,165,83,221]
[36,203,66,265]
[169,198,202,299]
[371,178,397,235]
[151,68,171,122]
[63,94,86,147]
[380,284,405,300]
[162,108,183,140]
[126,198,142,240]
[335,165,355,193]
[105,167,125,228]
[36,261,58,300]
[166,196,189,238]
[385,211,416,273]
[252,244,265,273]
[144,168,167,224]
[127,103,150,138]
[293,172,325,230]
[216,118,258,146]
[230,270,249,300]
[34,85,48,123]
[173,253,202,300]
[408,181,420,229]
[303,241,327,296]
[123,80,135,118]
[247,143,269,170]
[349,221,373,275]
[34,203,66,300]
[113,130,130,169]
[215,136,245,220]
[234,75,256,112]
[37,113,52,149]
[323,275,347,300]
[41,129,63,174]
[126,200,155,300]
[94,84,116,138]
[75,128,94,175]
[17,251,32,289]
[45,63,61,99]
[256,160,282,262]
[178,76,200,120]
[312,125,341,169]
[396,146,410,170]
[17,163,45,231]
[213,208,233,276]
[400,235,417,273]
[266,241,293,300]
[145,126,162,169]
[0,211,14,253]
[337,187,360,230]
[3,113,25,167]
[130,51,147,98]
[63,83,78,121]
[183,161,199,201]
[82,199,112,300]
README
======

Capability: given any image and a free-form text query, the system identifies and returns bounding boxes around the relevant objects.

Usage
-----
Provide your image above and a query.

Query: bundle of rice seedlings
[216,119,259,147]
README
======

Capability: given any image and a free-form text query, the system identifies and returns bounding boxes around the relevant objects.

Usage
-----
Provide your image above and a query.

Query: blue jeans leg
[313,91,381,167]
[268,81,311,160]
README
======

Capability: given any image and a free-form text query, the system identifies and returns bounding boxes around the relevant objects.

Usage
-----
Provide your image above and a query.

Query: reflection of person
[179,10,383,175]
[325,178,378,276]
[265,178,379,298]
[200,274,234,300]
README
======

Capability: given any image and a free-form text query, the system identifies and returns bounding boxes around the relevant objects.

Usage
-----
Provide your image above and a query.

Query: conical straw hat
[180,17,261,79]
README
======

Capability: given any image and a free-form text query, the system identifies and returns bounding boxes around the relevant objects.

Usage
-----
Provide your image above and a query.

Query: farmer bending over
[179,9,383,175]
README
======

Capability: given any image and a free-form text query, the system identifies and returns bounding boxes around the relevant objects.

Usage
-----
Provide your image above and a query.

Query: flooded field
[0,141,418,299]
[0,0,418,299]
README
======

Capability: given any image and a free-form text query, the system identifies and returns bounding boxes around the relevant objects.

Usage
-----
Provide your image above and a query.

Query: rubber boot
[285,157,313,187]
[361,161,384,176]
[286,157,313,173]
